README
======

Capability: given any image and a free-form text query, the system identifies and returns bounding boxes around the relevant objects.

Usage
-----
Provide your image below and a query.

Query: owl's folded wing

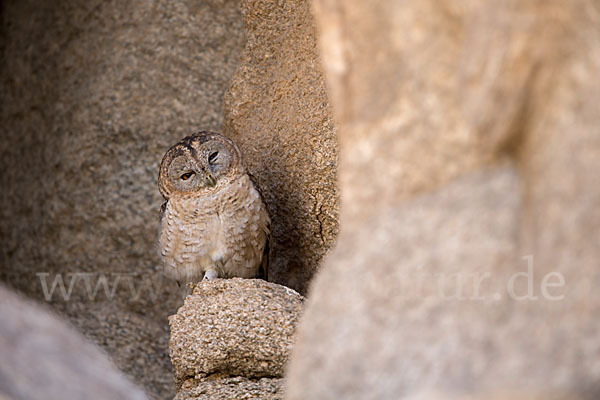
[159,201,167,223]
[248,172,270,282]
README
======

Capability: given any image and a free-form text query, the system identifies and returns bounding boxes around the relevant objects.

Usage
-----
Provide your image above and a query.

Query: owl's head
[158,131,244,199]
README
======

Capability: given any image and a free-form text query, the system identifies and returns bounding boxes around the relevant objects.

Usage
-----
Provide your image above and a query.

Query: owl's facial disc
[159,131,245,198]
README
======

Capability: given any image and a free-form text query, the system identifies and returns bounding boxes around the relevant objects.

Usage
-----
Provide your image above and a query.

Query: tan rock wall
[223,0,339,294]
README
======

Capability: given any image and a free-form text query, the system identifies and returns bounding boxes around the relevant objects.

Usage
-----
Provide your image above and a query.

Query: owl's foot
[203,269,218,280]
[183,282,195,298]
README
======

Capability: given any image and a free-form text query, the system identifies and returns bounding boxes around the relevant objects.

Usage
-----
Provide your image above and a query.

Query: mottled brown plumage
[158,131,270,283]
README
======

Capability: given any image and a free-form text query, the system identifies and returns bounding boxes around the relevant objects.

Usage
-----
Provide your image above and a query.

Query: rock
[174,377,283,400]
[0,284,147,400]
[287,0,600,398]
[0,0,244,398]
[223,0,339,294]
[169,278,303,392]
[288,168,527,399]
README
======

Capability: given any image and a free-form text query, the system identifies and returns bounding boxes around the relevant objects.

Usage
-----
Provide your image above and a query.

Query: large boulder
[223,0,339,294]
[169,279,303,399]
[287,0,600,398]
[0,0,245,398]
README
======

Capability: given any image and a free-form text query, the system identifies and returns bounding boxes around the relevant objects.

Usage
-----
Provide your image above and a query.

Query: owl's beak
[206,173,216,187]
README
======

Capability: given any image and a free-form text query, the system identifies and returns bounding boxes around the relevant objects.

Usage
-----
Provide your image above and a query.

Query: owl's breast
[217,175,270,277]
[158,174,269,282]
[158,197,222,282]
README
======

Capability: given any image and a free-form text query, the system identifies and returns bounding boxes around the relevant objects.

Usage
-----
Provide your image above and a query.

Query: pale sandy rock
[170,279,303,386]
[287,0,600,398]
[223,0,339,294]
[288,168,526,399]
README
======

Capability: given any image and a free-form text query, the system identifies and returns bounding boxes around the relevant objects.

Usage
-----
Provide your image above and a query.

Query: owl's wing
[258,226,270,282]
[249,172,270,282]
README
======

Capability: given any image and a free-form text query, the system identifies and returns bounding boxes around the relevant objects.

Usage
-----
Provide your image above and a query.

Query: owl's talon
[203,270,218,280]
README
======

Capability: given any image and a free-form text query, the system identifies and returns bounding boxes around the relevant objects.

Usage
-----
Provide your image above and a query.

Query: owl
[157,131,270,284]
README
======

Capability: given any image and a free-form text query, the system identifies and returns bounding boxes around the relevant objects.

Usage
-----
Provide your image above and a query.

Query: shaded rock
[0,284,147,400]
[223,0,339,294]
[0,0,245,398]
[170,278,303,388]
[287,0,600,398]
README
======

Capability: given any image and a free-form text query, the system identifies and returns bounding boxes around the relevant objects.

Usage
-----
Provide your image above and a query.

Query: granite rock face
[0,1,245,398]
[0,284,148,400]
[223,0,339,295]
[170,279,303,399]
[287,0,600,398]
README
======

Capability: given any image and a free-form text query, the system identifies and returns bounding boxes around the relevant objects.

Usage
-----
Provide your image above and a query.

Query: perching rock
[0,284,147,400]
[223,0,339,295]
[174,376,283,400]
[287,0,600,398]
[170,278,303,396]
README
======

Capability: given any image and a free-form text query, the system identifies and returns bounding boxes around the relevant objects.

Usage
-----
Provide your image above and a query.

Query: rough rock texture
[223,0,339,295]
[287,0,600,399]
[170,279,303,395]
[0,283,147,400]
[0,1,245,398]
[175,377,283,400]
